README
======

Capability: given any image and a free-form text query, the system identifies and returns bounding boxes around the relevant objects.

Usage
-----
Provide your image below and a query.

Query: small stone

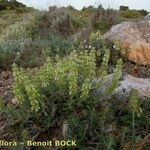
[62,120,68,138]
[11,98,17,105]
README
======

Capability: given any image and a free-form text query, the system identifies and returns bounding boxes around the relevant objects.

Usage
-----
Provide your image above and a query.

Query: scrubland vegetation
[0,1,149,150]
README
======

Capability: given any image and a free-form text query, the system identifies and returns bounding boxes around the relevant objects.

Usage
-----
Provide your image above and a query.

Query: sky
[17,0,150,11]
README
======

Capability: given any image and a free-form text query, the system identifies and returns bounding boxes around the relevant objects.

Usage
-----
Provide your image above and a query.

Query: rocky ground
[0,71,14,142]
[0,71,13,104]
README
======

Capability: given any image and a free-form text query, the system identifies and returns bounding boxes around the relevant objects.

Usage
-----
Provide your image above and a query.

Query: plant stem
[132,111,135,150]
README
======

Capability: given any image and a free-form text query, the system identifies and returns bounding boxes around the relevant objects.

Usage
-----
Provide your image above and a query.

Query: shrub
[0,8,86,70]
[0,47,123,149]
[138,9,148,16]
[0,39,43,69]
[73,31,123,67]
[82,5,96,12]
[66,5,76,11]
[27,8,76,38]
[0,36,73,69]
[0,0,26,11]
[0,40,20,69]
[0,10,35,42]
[71,13,87,30]
[91,8,119,33]
[120,10,143,19]
[109,94,150,150]
[119,6,129,11]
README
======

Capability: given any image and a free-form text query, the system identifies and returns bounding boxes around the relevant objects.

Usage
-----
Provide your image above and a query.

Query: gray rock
[97,74,115,97]
[115,74,150,98]
[144,13,150,20]
[11,98,17,105]
[98,74,150,99]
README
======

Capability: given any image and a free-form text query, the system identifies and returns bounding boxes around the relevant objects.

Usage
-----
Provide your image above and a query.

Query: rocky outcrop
[104,19,150,65]
[115,74,150,98]
[98,74,150,99]
[144,13,150,20]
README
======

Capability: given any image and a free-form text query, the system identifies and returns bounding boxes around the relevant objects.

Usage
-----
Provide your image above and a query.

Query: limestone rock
[144,13,150,20]
[98,74,150,99]
[11,98,17,105]
[115,74,150,98]
[104,20,150,65]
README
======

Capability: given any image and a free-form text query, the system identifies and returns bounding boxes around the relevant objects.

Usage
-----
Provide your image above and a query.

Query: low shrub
[0,36,73,69]
[0,47,123,149]
[71,13,87,30]
[91,9,119,33]
[73,31,124,68]
[1,50,149,149]
[27,8,76,38]
[0,0,26,11]
[120,10,143,20]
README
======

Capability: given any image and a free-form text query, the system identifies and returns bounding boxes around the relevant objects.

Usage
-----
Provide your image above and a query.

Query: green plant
[109,94,149,150]
[91,8,119,33]
[0,0,26,11]
[119,6,129,11]
[1,46,123,149]
[71,13,87,30]
[120,10,142,19]
[12,49,99,112]
[0,33,73,69]
[105,59,123,96]
[129,89,142,149]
